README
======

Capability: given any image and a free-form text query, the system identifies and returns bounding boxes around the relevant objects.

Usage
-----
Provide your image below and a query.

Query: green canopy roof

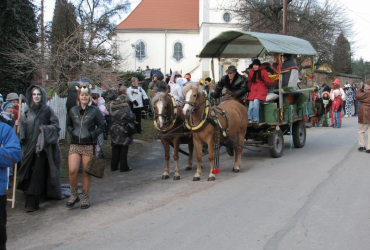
[198,31,318,58]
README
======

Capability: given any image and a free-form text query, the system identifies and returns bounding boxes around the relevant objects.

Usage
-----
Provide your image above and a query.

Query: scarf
[251,70,262,83]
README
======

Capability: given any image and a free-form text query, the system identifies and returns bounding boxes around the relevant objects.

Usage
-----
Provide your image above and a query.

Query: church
[114,0,249,81]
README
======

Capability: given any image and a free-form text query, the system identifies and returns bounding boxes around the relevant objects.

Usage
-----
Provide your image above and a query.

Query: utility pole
[41,0,45,87]
[283,0,287,35]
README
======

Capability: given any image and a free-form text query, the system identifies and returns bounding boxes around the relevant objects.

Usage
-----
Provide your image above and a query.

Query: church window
[173,42,184,62]
[223,12,231,22]
[135,41,146,61]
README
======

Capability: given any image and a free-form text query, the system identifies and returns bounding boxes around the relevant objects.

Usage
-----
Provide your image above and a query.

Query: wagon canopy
[198,31,318,58]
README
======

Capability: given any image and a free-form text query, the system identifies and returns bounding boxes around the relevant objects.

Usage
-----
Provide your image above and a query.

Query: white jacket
[169,83,184,107]
[330,88,346,101]
[127,86,149,108]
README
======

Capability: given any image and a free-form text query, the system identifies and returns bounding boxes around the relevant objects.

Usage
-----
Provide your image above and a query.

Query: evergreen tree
[333,33,352,74]
[0,0,37,95]
[50,0,79,91]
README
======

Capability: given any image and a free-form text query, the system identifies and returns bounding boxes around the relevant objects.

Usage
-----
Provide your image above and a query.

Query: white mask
[32,89,42,103]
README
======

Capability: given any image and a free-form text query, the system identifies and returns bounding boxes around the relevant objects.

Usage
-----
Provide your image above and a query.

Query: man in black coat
[211,65,247,102]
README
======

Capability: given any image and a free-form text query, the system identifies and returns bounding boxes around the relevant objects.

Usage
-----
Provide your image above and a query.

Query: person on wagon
[211,65,247,102]
[247,59,273,123]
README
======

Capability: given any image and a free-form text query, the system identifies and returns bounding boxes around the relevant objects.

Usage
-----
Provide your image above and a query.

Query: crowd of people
[1,60,370,249]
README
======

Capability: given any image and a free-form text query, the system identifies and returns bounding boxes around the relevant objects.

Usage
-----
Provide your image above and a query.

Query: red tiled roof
[116,0,199,30]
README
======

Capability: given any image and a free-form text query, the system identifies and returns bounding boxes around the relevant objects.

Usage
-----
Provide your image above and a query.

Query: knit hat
[2,101,13,111]
[334,89,341,97]
[332,78,340,85]
[6,93,19,101]
[252,59,261,66]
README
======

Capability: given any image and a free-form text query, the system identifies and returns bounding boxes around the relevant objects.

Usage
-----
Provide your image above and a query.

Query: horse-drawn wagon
[198,31,318,158]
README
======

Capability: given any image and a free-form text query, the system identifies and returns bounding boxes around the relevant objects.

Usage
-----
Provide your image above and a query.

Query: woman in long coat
[109,92,136,172]
[18,85,62,212]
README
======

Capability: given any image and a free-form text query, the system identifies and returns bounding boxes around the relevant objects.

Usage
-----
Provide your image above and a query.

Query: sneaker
[253,120,259,123]
[343,115,348,118]
[358,147,366,152]
[248,119,253,123]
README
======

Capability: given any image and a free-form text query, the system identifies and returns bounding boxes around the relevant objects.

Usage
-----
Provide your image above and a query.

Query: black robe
[17,85,62,200]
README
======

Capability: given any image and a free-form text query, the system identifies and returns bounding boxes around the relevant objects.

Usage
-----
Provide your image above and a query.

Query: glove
[133,100,139,106]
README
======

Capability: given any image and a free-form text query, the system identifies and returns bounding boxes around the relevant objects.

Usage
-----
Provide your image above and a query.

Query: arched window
[173,42,183,62]
[223,12,231,22]
[135,41,146,61]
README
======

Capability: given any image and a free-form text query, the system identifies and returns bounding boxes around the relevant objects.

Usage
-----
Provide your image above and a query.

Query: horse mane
[183,82,203,95]
[151,92,166,106]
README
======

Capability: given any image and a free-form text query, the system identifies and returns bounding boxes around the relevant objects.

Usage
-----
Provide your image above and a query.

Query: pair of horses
[152,83,248,181]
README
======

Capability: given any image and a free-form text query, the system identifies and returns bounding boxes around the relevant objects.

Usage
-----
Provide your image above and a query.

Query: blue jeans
[248,99,260,122]
[354,100,359,115]
[334,111,341,128]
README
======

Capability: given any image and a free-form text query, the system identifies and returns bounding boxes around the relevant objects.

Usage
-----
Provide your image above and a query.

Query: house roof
[116,0,199,30]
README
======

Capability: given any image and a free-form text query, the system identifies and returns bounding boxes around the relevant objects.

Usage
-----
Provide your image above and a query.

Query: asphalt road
[8,117,370,250]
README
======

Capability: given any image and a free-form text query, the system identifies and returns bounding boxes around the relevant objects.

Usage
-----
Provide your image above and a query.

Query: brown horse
[152,92,194,180]
[182,83,248,181]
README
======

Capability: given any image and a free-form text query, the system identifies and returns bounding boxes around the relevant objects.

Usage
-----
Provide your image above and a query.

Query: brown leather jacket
[356,87,370,124]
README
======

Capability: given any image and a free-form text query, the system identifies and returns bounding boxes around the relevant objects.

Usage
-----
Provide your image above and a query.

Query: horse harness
[154,94,179,133]
[184,89,230,138]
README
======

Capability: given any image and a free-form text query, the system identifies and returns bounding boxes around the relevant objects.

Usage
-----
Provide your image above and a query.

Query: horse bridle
[184,88,210,130]
[154,94,178,132]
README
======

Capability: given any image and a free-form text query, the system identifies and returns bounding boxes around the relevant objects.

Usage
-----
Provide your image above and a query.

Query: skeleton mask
[32,88,42,103]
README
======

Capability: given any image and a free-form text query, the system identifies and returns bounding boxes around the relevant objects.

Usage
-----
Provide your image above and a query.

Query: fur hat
[252,59,261,66]
[76,83,92,96]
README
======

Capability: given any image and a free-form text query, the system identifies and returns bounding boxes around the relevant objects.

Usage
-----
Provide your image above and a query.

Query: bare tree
[218,0,353,65]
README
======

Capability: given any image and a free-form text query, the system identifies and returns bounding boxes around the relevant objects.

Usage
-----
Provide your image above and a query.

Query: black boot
[120,146,132,172]
[25,194,39,212]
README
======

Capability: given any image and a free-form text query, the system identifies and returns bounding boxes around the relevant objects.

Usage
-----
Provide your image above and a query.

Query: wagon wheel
[268,129,284,158]
[292,121,306,148]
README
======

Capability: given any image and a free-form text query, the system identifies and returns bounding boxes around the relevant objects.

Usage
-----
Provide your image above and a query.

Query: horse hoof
[193,177,200,181]
[173,176,180,180]
[185,167,192,171]
[232,168,240,173]
[162,175,170,179]
[207,177,216,181]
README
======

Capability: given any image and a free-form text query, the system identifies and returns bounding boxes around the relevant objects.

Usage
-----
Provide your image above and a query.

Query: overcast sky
[40,0,370,61]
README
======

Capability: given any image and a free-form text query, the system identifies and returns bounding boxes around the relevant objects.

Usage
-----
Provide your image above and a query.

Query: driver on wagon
[211,65,247,102]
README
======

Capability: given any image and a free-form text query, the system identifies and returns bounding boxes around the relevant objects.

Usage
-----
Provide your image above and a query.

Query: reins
[153,94,178,133]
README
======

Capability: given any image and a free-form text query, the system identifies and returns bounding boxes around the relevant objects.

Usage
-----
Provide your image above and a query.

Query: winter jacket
[247,68,273,101]
[213,72,247,99]
[330,88,346,101]
[67,104,105,145]
[66,81,80,113]
[97,97,109,116]
[148,80,167,93]
[333,96,343,112]
[109,95,136,146]
[127,86,149,108]
[0,121,21,195]
[17,85,62,199]
[356,87,370,124]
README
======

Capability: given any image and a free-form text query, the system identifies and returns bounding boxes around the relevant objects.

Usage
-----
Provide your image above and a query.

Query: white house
[115,0,249,81]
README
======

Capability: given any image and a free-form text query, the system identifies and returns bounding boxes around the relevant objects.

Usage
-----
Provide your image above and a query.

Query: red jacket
[247,68,272,101]
[333,96,343,111]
